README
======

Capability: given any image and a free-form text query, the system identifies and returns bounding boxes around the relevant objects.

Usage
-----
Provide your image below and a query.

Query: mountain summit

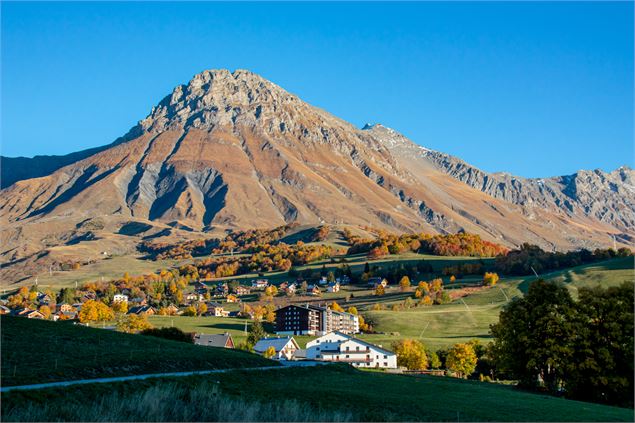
[1,69,633,282]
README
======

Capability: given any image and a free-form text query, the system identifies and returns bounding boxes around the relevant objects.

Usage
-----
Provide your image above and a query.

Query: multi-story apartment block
[275,304,359,335]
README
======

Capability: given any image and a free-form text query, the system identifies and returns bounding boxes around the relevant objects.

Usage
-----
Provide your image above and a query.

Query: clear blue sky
[1,1,633,177]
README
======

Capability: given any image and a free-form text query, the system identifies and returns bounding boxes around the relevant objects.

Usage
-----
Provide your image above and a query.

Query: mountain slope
[0,69,632,284]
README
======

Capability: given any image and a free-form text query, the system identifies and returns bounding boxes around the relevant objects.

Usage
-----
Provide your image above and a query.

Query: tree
[434,291,451,305]
[446,342,478,378]
[565,283,634,406]
[79,300,114,323]
[58,287,76,304]
[420,295,433,306]
[375,285,385,296]
[197,302,208,316]
[347,306,358,315]
[483,272,499,286]
[117,314,153,333]
[427,349,441,369]
[263,345,277,359]
[38,305,51,319]
[392,339,428,370]
[329,302,344,312]
[399,276,411,292]
[183,305,197,316]
[327,271,336,283]
[112,301,128,314]
[247,320,266,347]
[489,279,576,393]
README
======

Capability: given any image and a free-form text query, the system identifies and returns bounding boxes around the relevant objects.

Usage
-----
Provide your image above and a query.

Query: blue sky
[1,1,633,177]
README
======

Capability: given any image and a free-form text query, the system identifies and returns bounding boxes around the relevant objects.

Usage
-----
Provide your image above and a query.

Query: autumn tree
[446,342,478,378]
[112,301,128,314]
[375,285,385,296]
[197,302,208,316]
[39,305,51,319]
[483,272,499,286]
[347,306,358,315]
[117,314,153,333]
[399,276,411,292]
[329,302,344,312]
[392,339,428,370]
[183,305,197,316]
[263,345,277,359]
[79,300,114,323]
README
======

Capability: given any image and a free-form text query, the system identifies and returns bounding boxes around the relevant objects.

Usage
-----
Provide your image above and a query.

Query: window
[346,355,349,358]
[356,346,360,351]
[384,362,388,367]
[384,355,387,359]
[346,346,349,351]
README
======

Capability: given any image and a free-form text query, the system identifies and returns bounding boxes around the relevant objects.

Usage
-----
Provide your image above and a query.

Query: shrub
[140,327,194,344]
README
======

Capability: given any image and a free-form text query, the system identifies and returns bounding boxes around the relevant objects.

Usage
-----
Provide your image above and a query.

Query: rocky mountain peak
[138,69,309,133]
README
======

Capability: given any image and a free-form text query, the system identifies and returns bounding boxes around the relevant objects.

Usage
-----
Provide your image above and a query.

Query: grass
[524,256,634,297]
[2,365,632,422]
[0,316,276,387]
[1,254,189,291]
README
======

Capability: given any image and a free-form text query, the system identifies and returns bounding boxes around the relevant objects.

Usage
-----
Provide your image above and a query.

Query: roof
[128,305,154,314]
[194,333,232,348]
[320,331,395,356]
[253,337,298,353]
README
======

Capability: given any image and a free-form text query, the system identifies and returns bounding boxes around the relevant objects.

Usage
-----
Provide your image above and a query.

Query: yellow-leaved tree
[446,342,478,378]
[392,339,428,370]
[399,276,411,292]
[79,300,114,323]
[117,314,153,333]
[329,302,344,312]
[263,345,277,359]
[483,272,499,286]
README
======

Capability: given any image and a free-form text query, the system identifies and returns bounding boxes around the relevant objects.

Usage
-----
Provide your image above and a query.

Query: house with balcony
[305,332,397,369]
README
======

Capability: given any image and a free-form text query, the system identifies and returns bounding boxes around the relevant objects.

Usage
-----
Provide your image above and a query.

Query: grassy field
[2,365,632,422]
[523,256,634,297]
[0,316,275,387]
[2,254,189,291]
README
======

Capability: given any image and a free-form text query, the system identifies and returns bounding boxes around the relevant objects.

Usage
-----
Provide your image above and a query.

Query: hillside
[0,316,275,386]
[1,69,633,285]
[2,365,633,422]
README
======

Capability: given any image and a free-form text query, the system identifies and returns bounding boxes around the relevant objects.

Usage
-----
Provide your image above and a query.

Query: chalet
[128,305,156,316]
[215,283,229,296]
[327,282,340,293]
[37,292,53,305]
[206,302,229,317]
[233,286,251,296]
[251,279,269,289]
[164,304,179,315]
[193,282,208,291]
[185,293,202,303]
[113,294,128,303]
[193,333,234,349]
[318,276,328,286]
[254,336,299,360]
[58,303,75,313]
[367,277,388,289]
[279,282,289,290]
[226,294,239,303]
[275,304,358,336]
[305,331,397,369]
[195,287,208,295]
[308,285,321,296]
[0,305,11,315]
[286,283,297,294]
[13,308,45,319]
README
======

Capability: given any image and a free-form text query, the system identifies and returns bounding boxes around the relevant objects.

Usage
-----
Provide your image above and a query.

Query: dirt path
[1,361,327,393]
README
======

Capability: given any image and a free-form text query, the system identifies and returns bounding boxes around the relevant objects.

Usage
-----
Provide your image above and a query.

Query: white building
[305,332,397,369]
[327,282,340,293]
[254,336,299,360]
[113,294,129,303]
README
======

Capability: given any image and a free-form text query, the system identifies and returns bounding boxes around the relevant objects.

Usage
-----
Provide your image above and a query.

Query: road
[0,360,328,393]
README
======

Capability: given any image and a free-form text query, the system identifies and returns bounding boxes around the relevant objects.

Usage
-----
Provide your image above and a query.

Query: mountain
[1,69,633,284]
